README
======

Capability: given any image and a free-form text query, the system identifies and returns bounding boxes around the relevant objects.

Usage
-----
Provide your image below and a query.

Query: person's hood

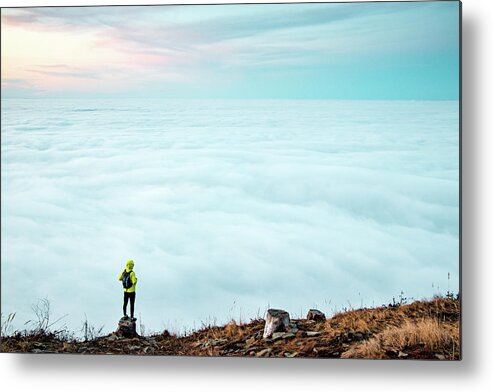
[126,260,134,271]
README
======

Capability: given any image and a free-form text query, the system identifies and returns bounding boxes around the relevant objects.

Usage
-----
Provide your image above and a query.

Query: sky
[1,1,460,100]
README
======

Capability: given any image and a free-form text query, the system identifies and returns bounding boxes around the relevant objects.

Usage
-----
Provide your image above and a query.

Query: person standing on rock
[119,260,138,321]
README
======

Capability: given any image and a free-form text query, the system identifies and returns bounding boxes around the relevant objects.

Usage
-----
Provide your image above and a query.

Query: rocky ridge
[0,297,460,359]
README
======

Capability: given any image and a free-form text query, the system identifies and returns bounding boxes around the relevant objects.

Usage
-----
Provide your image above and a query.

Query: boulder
[306,309,326,321]
[116,316,138,338]
[263,309,290,339]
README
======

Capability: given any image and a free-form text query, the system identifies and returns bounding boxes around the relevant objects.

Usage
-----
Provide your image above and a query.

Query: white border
[1,0,492,391]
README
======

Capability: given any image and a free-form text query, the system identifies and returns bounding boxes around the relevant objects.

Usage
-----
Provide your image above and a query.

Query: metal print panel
[0,1,461,359]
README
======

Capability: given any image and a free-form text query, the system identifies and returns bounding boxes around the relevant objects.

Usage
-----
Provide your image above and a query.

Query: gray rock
[306,331,322,337]
[271,331,296,341]
[263,309,291,339]
[306,309,326,321]
[116,316,138,338]
[272,332,285,341]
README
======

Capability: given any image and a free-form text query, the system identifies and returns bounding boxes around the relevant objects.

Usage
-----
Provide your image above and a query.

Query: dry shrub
[327,311,354,330]
[224,320,244,338]
[341,318,459,359]
[326,307,403,336]
[328,297,459,339]
[341,338,386,359]
[382,318,457,350]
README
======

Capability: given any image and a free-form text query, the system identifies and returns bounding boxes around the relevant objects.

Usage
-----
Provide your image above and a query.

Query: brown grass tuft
[223,320,245,338]
[341,318,459,359]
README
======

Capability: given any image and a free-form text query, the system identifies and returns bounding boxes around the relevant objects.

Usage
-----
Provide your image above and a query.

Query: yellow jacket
[119,260,137,293]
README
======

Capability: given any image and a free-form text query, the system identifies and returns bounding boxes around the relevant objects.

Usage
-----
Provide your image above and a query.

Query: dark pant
[123,291,136,318]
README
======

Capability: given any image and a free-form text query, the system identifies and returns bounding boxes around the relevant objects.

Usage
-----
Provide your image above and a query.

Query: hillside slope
[1,297,460,359]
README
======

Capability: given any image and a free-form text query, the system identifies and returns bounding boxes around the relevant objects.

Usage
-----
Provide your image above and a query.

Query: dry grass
[223,320,246,339]
[189,319,248,343]
[341,317,459,359]
[327,297,459,335]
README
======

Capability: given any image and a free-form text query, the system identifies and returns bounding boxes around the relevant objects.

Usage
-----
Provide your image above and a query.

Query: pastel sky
[1,1,460,99]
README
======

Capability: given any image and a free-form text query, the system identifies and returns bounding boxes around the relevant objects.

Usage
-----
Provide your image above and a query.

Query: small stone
[435,354,446,360]
[211,338,227,346]
[272,332,285,341]
[306,331,321,337]
[284,352,298,358]
[398,351,408,358]
[256,348,272,357]
[281,332,296,339]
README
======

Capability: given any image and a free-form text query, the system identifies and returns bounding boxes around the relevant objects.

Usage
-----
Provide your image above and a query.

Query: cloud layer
[1,99,459,335]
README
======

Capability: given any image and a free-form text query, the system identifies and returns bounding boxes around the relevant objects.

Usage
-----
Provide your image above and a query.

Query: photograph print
[0,0,461,359]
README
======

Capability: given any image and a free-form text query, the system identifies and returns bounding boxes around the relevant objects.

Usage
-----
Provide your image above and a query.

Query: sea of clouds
[1,99,459,335]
